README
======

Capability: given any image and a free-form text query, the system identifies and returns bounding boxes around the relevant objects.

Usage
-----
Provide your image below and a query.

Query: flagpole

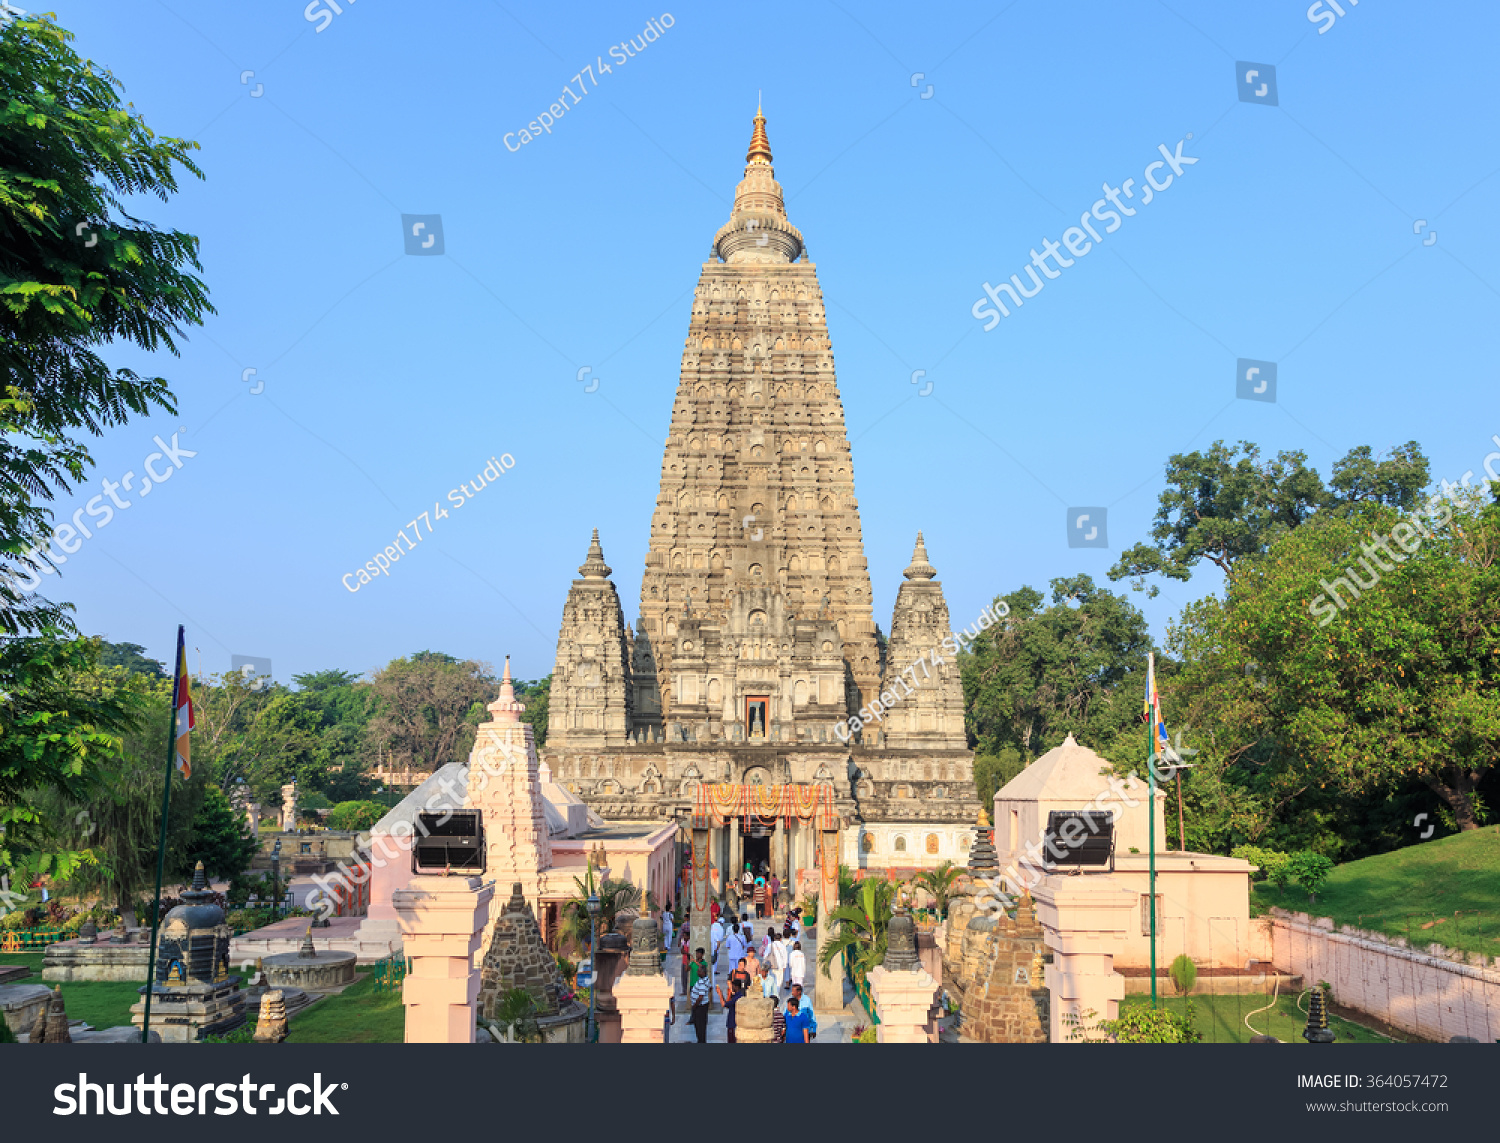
[1147,652,1158,1010]
[140,624,184,1043]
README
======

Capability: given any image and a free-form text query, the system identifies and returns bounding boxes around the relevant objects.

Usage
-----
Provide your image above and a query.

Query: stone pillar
[615,916,675,1043]
[1031,873,1137,1043]
[280,783,297,833]
[245,802,260,836]
[393,874,493,1044]
[868,915,941,1043]
[786,820,798,894]
[818,818,842,993]
[729,815,741,885]
[689,823,713,967]
[737,995,774,1043]
[593,933,629,1044]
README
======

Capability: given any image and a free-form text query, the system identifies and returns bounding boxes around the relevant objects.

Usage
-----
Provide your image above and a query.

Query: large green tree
[1171,492,1500,832]
[0,637,147,886]
[362,652,494,775]
[961,576,1155,767]
[0,14,210,636]
[1108,440,1429,596]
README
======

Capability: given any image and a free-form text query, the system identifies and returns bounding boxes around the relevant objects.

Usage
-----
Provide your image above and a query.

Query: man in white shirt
[709,915,726,986]
[768,931,788,992]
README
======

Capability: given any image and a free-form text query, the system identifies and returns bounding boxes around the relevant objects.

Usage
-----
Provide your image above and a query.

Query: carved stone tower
[876,533,968,750]
[629,105,882,745]
[546,530,633,748]
[542,107,980,870]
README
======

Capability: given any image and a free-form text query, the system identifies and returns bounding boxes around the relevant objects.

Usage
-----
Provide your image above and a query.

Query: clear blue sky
[36,0,1500,684]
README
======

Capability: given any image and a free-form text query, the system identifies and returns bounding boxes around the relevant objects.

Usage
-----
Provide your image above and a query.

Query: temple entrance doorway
[742,824,772,878]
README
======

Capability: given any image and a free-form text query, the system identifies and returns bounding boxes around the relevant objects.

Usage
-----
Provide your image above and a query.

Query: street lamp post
[270,840,282,922]
[586,892,601,1043]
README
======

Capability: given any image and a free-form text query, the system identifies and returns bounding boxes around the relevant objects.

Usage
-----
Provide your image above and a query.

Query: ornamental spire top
[904,531,937,581]
[579,528,612,580]
[747,102,772,165]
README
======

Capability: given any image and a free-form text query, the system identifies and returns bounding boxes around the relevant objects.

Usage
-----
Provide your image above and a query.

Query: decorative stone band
[713,213,804,264]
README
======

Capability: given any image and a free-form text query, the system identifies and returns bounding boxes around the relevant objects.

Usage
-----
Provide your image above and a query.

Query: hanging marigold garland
[693,783,835,825]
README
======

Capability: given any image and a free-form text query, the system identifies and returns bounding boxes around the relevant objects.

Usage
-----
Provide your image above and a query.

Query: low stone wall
[43,940,152,983]
[1269,909,1500,1043]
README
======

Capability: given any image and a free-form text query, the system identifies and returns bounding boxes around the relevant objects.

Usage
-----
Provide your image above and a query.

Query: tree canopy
[1108,440,1429,595]
[0,14,210,636]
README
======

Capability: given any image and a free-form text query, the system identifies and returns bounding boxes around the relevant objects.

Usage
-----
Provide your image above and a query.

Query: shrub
[1169,954,1197,996]
[1104,1003,1202,1043]
[326,800,385,832]
[1233,845,1292,894]
[1287,851,1334,903]
[202,1024,257,1043]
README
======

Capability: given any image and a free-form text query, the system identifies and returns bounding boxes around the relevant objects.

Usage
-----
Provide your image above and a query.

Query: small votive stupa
[130,861,246,1042]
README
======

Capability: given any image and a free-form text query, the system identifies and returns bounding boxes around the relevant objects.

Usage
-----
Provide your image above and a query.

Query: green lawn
[1119,992,1400,1044]
[1,952,141,1030]
[3,951,402,1042]
[287,974,404,1043]
[1251,826,1500,959]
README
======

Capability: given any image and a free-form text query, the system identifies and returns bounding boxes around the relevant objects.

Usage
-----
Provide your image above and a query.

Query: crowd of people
[675,863,817,1044]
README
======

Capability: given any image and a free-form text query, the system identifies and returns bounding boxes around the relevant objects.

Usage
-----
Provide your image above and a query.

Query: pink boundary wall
[1268,911,1500,1043]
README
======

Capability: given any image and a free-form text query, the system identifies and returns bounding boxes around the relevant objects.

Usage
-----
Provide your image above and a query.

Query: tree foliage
[1108,440,1429,596]
[0,635,147,883]
[817,876,894,979]
[960,577,1155,765]
[0,13,210,636]
[362,652,494,776]
[1172,494,1499,832]
[326,799,384,832]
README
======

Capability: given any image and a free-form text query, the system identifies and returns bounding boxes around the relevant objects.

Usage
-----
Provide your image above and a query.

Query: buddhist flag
[172,626,195,778]
[1143,651,1169,758]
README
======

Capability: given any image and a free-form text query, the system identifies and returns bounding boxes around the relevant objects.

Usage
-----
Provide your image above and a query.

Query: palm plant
[912,861,962,919]
[817,876,896,980]
[554,868,658,955]
[492,987,540,1043]
[837,863,858,907]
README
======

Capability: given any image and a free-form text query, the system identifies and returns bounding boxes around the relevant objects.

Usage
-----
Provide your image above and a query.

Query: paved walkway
[664,921,865,1044]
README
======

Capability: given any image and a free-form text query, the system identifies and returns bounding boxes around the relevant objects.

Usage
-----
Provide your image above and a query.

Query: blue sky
[31,0,1500,684]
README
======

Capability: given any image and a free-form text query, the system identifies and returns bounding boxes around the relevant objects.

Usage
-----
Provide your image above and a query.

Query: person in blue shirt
[784,996,812,1043]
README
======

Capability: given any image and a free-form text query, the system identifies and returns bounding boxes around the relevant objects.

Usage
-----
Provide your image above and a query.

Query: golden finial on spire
[746,102,772,166]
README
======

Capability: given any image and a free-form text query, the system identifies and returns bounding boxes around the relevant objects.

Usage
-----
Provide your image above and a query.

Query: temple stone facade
[542,108,981,874]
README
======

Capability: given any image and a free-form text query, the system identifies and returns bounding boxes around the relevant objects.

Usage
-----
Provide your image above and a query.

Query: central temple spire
[715,104,803,264]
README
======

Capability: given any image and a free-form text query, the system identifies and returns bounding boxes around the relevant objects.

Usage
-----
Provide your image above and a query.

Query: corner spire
[488,653,525,724]
[578,528,612,579]
[903,531,936,581]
